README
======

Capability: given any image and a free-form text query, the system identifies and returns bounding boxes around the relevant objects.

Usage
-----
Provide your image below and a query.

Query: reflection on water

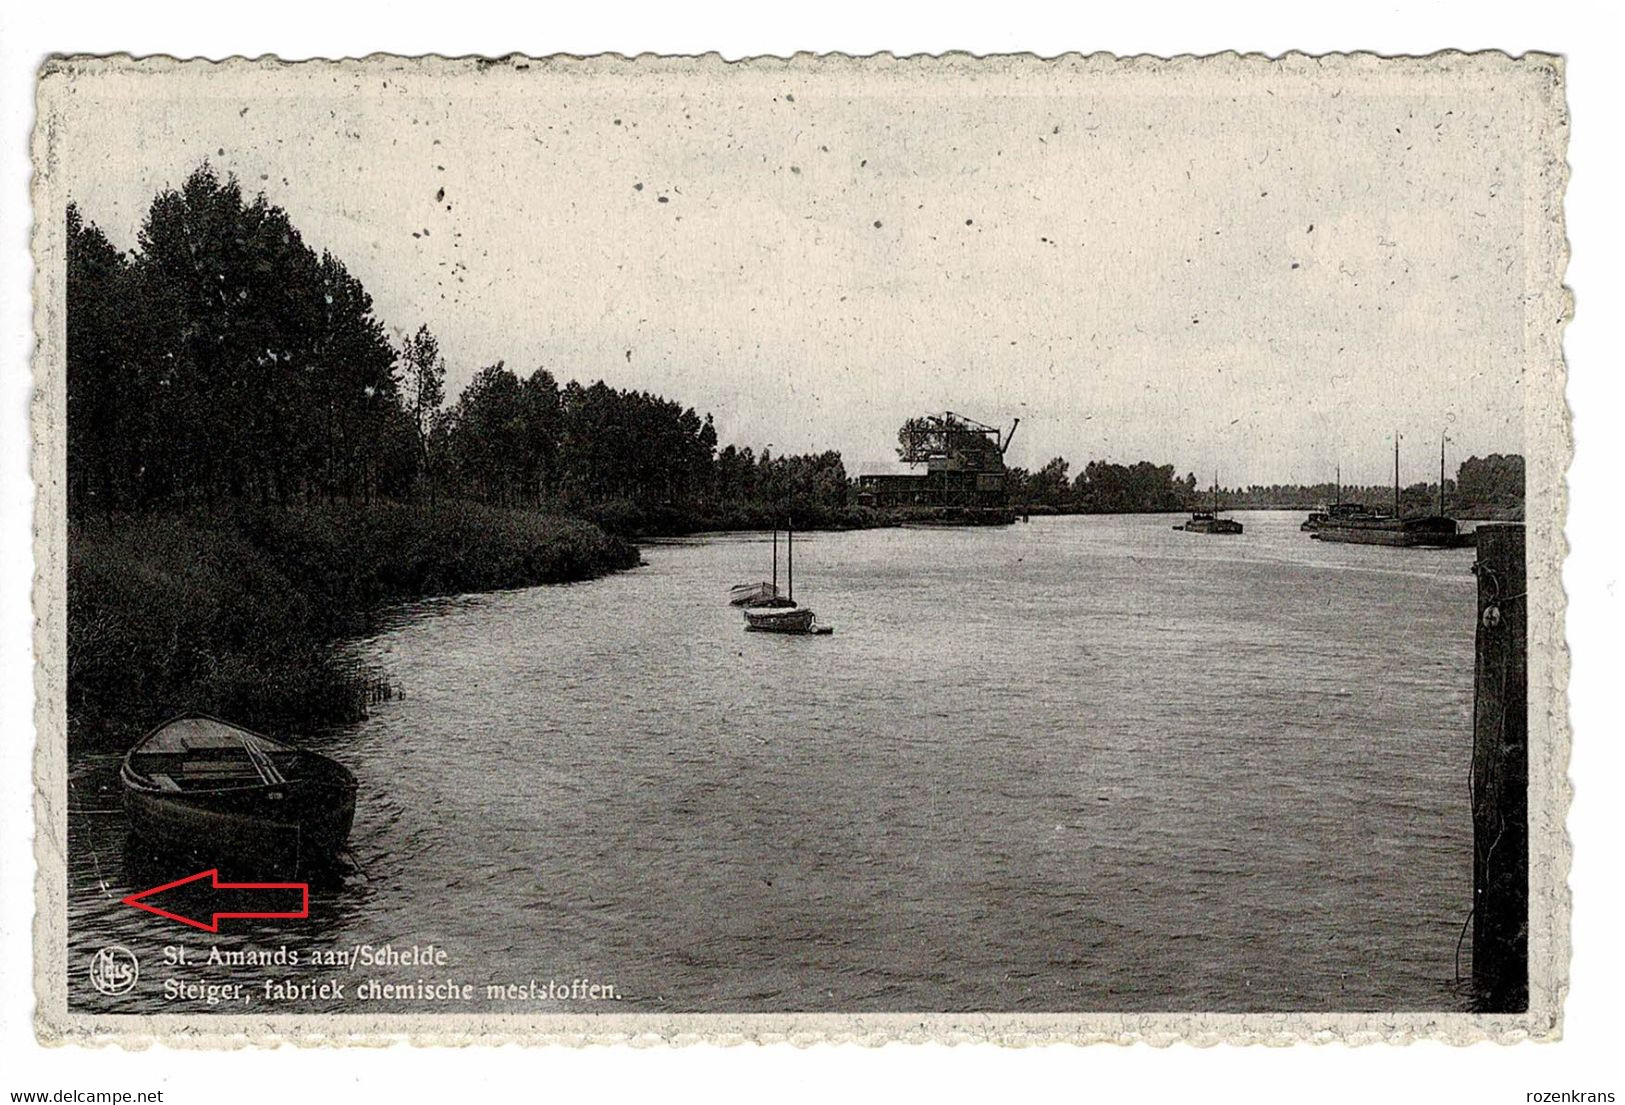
[68,512,1482,1013]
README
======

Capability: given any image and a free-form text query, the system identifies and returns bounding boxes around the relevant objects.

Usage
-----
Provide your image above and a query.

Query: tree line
[1216,453,1524,518]
[1007,453,1523,518]
[67,164,1525,529]
[66,165,852,530]
[68,173,409,510]
[1006,459,1196,513]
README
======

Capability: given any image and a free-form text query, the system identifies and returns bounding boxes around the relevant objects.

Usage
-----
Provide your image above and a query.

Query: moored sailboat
[740,520,832,634]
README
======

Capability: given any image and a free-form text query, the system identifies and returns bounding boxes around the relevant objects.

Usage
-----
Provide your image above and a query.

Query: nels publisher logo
[88,945,139,995]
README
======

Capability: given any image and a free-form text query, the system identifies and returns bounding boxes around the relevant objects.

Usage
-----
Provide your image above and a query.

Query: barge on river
[1307,437,1475,549]
[1174,475,1244,534]
[1302,501,1383,532]
[1310,515,1475,548]
[121,714,357,868]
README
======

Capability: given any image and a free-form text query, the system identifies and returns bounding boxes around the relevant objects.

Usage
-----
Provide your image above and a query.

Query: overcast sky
[55,58,1535,486]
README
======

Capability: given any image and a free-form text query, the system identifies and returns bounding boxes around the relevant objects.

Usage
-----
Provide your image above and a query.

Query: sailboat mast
[1393,432,1401,518]
[1439,433,1446,517]
[1335,464,1341,506]
[772,528,778,591]
[1213,471,1218,514]
[787,518,795,603]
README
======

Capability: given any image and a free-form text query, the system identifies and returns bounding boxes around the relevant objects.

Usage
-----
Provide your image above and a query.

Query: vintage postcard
[32,51,1569,1045]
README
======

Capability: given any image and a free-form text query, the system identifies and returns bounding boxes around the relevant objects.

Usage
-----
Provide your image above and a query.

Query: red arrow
[121,869,309,932]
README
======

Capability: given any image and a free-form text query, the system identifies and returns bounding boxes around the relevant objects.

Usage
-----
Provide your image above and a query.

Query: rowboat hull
[122,775,356,866]
[120,715,358,869]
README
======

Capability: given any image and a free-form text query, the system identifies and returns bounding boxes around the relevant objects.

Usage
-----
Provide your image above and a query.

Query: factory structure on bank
[855,412,1020,523]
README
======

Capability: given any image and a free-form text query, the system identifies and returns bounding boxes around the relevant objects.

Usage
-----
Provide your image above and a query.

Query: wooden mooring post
[1470,523,1528,1012]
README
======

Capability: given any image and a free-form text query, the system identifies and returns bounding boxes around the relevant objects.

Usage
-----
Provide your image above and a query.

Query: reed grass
[67,501,637,751]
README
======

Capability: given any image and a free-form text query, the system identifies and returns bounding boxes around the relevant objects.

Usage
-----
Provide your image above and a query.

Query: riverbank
[597,501,1024,536]
[67,501,638,751]
[583,499,891,537]
[1014,502,1525,520]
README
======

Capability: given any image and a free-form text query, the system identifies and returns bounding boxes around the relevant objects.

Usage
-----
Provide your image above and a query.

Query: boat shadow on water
[121,831,362,893]
[114,832,365,942]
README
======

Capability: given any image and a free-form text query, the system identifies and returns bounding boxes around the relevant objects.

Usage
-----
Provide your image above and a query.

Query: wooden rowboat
[728,581,772,605]
[727,581,792,608]
[120,714,357,868]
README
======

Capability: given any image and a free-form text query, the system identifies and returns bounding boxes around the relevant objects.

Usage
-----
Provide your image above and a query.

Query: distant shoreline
[1009,503,1525,521]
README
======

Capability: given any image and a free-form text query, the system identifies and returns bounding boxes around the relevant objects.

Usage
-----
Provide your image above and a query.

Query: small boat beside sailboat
[737,521,832,635]
[120,714,357,868]
[727,581,784,607]
[727,530,796,608]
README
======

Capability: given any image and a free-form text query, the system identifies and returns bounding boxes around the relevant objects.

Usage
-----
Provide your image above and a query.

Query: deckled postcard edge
[31,50,1571,1047]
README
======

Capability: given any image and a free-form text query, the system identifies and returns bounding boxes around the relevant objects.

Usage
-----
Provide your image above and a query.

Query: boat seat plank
[177,764,265,779]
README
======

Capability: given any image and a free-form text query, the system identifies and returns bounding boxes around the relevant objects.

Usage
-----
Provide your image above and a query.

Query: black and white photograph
[29,50,1572,1047]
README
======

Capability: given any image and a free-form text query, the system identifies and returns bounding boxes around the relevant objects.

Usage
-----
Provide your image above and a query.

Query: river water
[68,511,1481,1013]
